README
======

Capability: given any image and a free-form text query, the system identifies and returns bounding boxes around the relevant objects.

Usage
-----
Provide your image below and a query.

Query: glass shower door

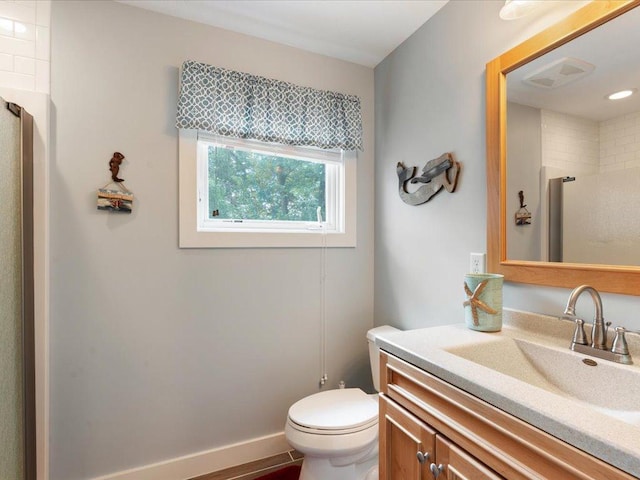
[0,98,35,480]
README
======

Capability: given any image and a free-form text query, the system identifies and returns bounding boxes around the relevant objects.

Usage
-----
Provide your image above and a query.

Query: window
[179,130,356,248]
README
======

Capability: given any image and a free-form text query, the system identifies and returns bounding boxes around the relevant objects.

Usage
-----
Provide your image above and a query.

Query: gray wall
[50,2,374,479]
[506,102,541,261]
[374,0,640,330]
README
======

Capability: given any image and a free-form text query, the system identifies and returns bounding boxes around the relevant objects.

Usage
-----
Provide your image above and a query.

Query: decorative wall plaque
[396,152,460,205]
[97,152,133,214]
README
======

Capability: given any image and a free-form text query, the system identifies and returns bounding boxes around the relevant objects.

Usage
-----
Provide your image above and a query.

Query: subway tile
[616,134,635,146]
[615,151,634,164]
[13,21,34,41]
[624,159,640,169]
[35,0,50,27]
[14,54,34,74]
[0,69,34,90]
[0,1,36,24]
[0,16,13,35]
[0,51,11,70]
[600,163,625,173]
[0,34,34,56]
[35,24,47,59]
[600,155,615,166]
[625,111,640,122]
[623,125,637,136]
[35,58,47,93]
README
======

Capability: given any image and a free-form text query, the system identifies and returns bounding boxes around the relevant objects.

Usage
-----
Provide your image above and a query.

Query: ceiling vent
[523,57,595,89]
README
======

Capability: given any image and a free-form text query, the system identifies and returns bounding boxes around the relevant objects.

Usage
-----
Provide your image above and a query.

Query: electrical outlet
[470,253,486,274]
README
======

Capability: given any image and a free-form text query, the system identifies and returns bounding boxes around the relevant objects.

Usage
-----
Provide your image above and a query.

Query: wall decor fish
[396,152,461,205]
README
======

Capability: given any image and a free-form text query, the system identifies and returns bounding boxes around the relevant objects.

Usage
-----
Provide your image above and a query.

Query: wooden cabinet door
[380,395,436,480]
[434,435,505,480]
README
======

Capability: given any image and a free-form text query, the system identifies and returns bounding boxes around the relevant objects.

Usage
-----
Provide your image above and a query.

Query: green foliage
[207,145,326,222]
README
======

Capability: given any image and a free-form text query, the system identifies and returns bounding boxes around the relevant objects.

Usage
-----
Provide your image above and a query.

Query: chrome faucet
[563,285,633,365]
[563,285,606,349]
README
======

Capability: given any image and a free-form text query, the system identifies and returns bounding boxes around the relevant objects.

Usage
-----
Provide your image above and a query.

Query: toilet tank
[366,325,399,392]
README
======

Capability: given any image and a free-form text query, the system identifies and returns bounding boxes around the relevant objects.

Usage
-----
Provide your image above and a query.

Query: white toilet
[285,325,398,480]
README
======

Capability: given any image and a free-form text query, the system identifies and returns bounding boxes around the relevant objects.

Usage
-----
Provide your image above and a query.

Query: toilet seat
[287,388,378,435]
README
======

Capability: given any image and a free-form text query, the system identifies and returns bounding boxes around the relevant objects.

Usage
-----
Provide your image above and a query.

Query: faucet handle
[571,318,589,346]
[611,327,630,355]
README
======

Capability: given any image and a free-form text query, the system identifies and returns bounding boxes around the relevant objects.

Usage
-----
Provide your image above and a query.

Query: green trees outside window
[207,145,326,222]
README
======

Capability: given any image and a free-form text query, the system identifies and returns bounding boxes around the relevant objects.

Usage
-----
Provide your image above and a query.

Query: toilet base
[298,446,377,480]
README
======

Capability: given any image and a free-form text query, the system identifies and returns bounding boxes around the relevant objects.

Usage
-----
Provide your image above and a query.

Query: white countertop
[375,309,640,477]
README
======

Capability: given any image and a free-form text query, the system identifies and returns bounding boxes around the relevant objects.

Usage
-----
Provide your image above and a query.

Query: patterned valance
[176,60,363,151]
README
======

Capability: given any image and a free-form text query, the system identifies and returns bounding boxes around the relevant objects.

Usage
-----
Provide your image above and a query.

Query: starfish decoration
[463,280,498,326]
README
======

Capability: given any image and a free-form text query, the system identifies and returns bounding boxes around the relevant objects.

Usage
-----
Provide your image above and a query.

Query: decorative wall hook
[396,152,460,205]
[109,152,125,182]
[515,190,531,225]
[97,151,133,214]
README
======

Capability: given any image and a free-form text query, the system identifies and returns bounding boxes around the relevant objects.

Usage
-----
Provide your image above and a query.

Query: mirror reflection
[506,6,640,266]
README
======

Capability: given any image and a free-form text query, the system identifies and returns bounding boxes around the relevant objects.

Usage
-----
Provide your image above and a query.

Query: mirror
[506,5,640,266]
[486,0,640,295]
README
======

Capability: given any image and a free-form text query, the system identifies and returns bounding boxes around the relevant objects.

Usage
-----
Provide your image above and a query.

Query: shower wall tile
[13,54,33,74]
[0,0,50,93]
[0,1,35,24]
[0,51,11,70]
[0,68,35,90]
[600,112,640,171]
[543,108,640,174]
[0,35,35,57]
[14,20,35,41]
[34,58,47,92]
[35,0,49,27]
[541,109,599,174]
[34,24,48,60]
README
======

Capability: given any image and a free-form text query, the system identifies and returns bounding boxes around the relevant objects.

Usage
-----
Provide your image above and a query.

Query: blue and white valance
[176,60,363,151]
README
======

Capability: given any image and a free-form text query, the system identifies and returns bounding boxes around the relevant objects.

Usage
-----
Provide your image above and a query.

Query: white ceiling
[508,5,640,122]
[117,0,449,67]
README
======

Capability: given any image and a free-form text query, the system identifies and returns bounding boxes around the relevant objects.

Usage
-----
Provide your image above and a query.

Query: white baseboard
[91,432,290,480]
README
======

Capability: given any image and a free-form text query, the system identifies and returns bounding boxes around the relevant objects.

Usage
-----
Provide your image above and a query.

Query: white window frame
[178,129,357,248]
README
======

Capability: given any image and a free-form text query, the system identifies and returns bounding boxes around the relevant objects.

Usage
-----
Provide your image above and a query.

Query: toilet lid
[288,388,378,432]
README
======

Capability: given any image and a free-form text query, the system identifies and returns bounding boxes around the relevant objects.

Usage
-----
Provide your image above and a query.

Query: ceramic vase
[463,273,504,332]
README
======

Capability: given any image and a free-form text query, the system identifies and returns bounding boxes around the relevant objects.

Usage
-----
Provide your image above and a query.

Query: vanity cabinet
[379,394,435,479]
[380,394,503,479]
[379,352,635,480]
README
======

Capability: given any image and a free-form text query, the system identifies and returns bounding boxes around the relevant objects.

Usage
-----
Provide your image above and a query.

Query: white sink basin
[375,310,640,477]
[445,336,640,426]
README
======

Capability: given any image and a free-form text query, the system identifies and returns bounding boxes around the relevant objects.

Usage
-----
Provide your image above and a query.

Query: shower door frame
[21,105,37,480]
[5,100,37,480]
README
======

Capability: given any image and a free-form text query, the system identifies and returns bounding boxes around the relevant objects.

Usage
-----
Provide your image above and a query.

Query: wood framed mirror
[486,0,640,296]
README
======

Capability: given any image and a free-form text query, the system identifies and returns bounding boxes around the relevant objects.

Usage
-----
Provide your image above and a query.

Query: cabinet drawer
[380,352,635,480]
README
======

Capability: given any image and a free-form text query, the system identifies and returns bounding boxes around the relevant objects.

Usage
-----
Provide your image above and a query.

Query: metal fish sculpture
[396,153,460,206]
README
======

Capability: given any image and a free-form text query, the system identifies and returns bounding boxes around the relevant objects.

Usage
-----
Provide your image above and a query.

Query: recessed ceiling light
[607,89,637,100]
[499,0,539,20]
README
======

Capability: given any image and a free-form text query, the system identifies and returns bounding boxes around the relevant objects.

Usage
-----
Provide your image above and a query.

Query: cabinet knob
[416,451,430,464]
[430,463,444,478]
